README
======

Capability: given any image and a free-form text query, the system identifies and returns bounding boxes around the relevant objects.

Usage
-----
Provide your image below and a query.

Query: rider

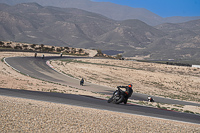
[117,84,133,104]
[80,78,84,85]
[34,52,37,58]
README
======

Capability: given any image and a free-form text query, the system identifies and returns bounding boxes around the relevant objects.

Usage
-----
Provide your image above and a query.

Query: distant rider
[80,78,84,86]
[117,84,133,104]
[34,52,37,58]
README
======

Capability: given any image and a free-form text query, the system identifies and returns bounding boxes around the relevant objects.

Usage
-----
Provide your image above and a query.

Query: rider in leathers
[80,78,84,85]
[117,84,133,104]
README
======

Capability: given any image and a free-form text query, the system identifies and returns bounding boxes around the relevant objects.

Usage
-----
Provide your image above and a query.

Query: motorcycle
[148,96,154,102]
[107,87,126,104]
[80,79,84,86]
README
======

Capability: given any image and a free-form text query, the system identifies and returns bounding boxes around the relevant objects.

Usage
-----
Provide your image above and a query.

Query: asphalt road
[5,56,200,106]
[1,88,200,124]
[2,56,200,124]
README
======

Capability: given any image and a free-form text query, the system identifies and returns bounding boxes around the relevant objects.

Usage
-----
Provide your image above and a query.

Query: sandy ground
[1,96,200,132]
[0,52,200,132]
[51,59,200,102]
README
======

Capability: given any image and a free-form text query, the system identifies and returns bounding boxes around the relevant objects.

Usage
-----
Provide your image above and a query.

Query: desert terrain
[51,58,200,102]
[0,52,200,132]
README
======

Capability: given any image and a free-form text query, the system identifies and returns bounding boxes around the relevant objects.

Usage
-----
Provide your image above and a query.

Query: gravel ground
[1,96,199,133]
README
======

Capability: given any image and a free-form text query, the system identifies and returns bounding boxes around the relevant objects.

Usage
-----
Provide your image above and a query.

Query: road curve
[2,56,200,124]
[5,56,200,106]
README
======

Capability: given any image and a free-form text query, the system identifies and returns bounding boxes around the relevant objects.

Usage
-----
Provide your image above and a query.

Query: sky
[92,0,200,17]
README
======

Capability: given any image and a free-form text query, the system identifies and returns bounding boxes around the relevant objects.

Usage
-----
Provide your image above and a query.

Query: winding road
[1,56,200,124]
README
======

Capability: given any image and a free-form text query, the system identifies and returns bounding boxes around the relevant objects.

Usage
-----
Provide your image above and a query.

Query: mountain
[0,3,116,47]
[0,0,200,26]
[153,20,200,60]
[0,3,200,60]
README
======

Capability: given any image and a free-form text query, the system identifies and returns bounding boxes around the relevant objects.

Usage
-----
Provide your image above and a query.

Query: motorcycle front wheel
[115,95,124,104]
[107,96,114,103]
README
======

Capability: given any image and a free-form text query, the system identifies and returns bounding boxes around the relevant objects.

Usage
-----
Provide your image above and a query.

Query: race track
[2,56,200,124]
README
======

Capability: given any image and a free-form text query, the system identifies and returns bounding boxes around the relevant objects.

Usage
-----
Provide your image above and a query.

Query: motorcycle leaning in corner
[107,86,127,104]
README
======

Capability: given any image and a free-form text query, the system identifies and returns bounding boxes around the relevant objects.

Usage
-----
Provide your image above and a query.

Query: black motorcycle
[108,87,126,104]
[80,79,84,86]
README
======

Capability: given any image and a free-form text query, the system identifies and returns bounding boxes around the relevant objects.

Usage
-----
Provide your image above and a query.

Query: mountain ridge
[0,3,200,60]
[0,0,200,26]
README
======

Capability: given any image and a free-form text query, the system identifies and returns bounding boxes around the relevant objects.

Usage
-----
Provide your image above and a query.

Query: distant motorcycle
[108,87,126,104]
[148,96,154,102]
[80,78,84,86]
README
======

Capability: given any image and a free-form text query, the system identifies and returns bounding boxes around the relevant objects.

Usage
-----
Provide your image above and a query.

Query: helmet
[128,84,132,88]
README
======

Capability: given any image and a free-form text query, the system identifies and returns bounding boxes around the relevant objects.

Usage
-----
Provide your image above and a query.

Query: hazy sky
[92,0,200,17]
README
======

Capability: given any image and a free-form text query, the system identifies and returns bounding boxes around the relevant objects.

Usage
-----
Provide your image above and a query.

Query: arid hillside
[1,3,200,59]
